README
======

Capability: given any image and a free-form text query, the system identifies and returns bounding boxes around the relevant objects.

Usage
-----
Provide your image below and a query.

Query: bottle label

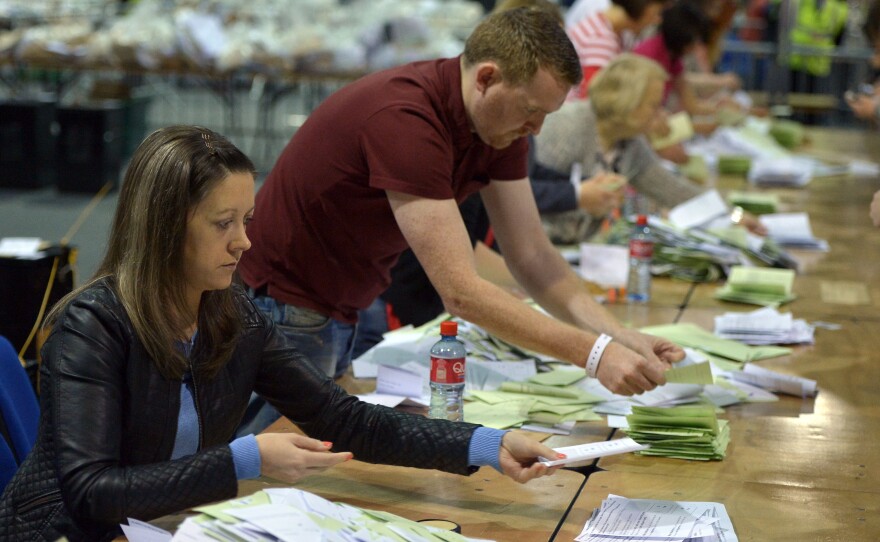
[430,356,466,384]
[629,239,653,259]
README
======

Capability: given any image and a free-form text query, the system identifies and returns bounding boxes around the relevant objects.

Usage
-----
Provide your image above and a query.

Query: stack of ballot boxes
[55,101,125,194]
[0,99,56,189]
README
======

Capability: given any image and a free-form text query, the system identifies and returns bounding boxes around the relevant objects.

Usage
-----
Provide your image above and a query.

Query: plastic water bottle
[428,321,466,421]
[626,214,653,304]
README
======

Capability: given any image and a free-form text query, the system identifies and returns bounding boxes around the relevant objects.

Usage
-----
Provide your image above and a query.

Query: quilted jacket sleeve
[46,294,239,527]
[251,320,481,476]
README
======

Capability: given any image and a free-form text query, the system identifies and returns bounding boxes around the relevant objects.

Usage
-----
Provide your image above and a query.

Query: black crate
[55,102,125,193]
[0,245,75,362]
[0,100,56,189]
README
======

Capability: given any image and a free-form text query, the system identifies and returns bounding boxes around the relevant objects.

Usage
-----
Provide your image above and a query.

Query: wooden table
[554,471,880,542]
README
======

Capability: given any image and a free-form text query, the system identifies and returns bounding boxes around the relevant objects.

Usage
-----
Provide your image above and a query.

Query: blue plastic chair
[0,335,39,492]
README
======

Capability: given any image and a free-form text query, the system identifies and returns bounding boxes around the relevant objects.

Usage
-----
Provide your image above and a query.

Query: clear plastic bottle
[428,321,466,422]
[626,214,653,304]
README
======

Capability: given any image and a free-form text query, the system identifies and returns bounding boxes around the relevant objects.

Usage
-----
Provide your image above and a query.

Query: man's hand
[736,210,768,236]
[594,330,684,395]
[256,433,352,483]
[871,189,880,227]
[578,172,627,216]
[846,93,879,121]
[497,432,563,483]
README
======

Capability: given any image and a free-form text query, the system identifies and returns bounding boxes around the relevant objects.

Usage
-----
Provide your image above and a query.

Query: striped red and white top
[567,12,633,99]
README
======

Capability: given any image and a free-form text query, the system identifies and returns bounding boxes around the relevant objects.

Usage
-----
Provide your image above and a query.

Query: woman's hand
[846,93,879,121]
[256,433,352,483]
[498,432,563,483]
[578,173,627,216]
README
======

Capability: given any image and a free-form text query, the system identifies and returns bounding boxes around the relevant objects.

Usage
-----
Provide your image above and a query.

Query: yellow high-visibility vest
[789,0,848,76]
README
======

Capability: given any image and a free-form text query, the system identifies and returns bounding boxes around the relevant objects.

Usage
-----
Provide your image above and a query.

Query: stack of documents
[577,495,738,542]
[714,266,796,306]
[714,307,814,345]
[624,404,730,461]
[759,212,828,251]
[123,488,491,541]
[747,157,812,187]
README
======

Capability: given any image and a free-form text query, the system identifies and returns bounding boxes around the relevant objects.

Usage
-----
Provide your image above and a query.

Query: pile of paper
[577,495,738,542]
[747,157,812,187]
[463,369,604,432]
[624,404,730,461]
[122,488,491,542]
[714,266,796,306]
[714,307,814,345]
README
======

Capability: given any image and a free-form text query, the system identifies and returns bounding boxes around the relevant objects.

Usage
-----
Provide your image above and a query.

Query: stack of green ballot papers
[624,404,730,461]
[160,487,491,541]
[464,371,604,430]
[715,266,796,306]
[727,190,779,215]
[641,322,791,366]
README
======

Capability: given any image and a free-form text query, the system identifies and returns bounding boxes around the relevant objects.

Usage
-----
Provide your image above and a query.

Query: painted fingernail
[557,453,567,459]
[346,453,354,461]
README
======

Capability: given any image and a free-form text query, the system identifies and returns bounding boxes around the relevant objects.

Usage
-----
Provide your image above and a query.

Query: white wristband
[586,334,613,378]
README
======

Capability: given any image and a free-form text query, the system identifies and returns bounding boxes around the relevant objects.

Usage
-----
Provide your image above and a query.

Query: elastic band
[586,334,613,378]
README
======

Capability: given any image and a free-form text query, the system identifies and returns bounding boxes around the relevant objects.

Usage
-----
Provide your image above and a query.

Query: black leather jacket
[0,280,479,541]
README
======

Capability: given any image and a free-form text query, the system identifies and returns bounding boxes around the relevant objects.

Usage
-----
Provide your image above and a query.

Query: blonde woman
[533,53,764,241]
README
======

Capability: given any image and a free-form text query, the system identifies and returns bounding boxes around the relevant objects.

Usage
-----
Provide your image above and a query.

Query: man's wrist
[586,334,613,378]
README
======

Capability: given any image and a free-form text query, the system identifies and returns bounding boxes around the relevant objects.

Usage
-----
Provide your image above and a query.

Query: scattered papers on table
[668,189,730,231]
[624,404,730,461]
[714,266,796,306]
[538,437,649,467]
[748,157,812,186]
[729,363,818,397]
[759,212,828,251]
[125,488,496,542]
[577,495,738,542]
[641,322,791,363]
[579,243,629,288]
[714,306,814,345]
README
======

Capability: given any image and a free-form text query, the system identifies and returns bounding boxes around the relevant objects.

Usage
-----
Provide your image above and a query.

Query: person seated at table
[0,126,565,542]
[632,0,743,136]
[532,53,765,243]
[566,0,666,100]
[846,0,880,122]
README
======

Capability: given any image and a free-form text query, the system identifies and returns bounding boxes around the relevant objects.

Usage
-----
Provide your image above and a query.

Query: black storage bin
[0,100,56,189]
[55,102,124,193]
[0,245,75,361]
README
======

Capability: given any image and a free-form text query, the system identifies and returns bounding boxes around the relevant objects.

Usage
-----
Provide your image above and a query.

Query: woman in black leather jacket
[0,126,562,542]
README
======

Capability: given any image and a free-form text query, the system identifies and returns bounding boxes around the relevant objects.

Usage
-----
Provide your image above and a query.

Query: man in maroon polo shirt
[238,9,683,431]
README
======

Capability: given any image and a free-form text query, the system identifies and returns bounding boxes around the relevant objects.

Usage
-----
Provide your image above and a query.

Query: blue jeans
[234,291,357,438]
[351,297,389,360]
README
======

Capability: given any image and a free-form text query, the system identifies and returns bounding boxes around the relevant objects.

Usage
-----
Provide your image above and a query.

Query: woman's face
[630,78,666,134]
[182,171,255,305]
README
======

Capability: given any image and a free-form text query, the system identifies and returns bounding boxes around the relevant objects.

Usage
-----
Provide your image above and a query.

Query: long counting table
[131,127,880,541]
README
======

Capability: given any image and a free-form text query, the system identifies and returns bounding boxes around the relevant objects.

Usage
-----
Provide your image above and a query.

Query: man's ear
[474,62,502,95]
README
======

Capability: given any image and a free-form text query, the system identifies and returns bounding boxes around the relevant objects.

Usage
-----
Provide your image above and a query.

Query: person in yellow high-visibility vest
[788,0,848,77]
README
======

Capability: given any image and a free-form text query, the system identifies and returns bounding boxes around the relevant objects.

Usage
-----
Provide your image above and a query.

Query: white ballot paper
[729,363,817,397]
[538,437,649,467]
[577,495,738,542]
[668,189,729,231]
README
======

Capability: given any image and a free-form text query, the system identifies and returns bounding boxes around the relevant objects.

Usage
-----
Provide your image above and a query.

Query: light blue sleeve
[467,426,507,472]
[229,434,261,480]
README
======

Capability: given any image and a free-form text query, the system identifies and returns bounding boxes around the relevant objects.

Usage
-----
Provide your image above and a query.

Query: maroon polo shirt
[238,56,528,323]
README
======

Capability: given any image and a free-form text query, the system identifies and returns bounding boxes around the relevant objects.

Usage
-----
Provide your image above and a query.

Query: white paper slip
[120,518,172,542]
[730,364,817,397]
[668,189,729,231]
[538,437,649,467]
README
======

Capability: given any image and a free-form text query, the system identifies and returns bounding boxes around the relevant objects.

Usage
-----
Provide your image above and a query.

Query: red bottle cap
[636,214,648,226]
[440,321,458,336]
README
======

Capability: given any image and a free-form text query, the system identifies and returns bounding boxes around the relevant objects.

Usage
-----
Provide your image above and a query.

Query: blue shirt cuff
[229,434,261,480]
[467,426,507,472]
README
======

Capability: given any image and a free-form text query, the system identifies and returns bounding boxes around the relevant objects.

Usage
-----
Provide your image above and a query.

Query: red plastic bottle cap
[636,214,648,226]
[440,320,458,336]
